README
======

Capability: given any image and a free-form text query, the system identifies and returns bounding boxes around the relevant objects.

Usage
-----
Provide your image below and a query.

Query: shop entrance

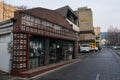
[29,35,45,69]
[49,39,74,64]
[49,39,63,63]
[62,41,74,60]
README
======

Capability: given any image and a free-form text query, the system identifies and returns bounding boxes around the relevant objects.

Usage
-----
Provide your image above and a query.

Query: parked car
[80,44,91,53]
[112,46,120,50]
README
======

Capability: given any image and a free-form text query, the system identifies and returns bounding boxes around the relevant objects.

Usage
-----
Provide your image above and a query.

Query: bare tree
[17,5,28,10]
[106,26,120,46]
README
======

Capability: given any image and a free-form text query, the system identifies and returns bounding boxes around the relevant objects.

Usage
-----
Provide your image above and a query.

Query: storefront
[11,7,77,76]
[49,39,74,64]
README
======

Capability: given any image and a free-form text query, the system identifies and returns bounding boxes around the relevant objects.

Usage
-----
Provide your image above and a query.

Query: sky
[3,0,120,32]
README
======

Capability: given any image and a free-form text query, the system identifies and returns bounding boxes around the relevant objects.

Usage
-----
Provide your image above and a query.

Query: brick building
[2,7,77,77]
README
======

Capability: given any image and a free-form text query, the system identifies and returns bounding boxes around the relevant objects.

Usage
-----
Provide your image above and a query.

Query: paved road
[35,48,120,80]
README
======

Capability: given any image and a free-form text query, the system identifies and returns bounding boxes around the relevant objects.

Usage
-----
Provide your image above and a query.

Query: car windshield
[82,44,89,47]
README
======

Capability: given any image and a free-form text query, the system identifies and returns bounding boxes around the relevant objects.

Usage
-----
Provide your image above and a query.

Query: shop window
[29,37,45,69]
[49,43,57,63]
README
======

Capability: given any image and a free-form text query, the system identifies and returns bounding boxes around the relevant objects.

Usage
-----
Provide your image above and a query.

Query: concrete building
[0,7,78,77]
[75,7,95,49]
[55,6,79,32]
[0,1,20,22]
[94,27,101,47]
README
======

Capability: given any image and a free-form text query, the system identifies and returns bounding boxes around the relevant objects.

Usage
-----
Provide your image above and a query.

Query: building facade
[55,6,79,52]
[0,1,20,22]
[94,27,101,47]
[75,7,95,49]
[9,7,77,76]
[55,6,79,32]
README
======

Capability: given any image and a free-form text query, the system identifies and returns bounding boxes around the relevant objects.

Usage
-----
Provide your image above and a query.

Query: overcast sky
[3,0,120,32]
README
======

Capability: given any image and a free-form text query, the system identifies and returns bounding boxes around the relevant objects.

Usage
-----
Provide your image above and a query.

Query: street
[35,47,120,80]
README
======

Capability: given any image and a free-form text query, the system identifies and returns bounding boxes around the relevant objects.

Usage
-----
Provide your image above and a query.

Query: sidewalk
[0,70,15,80]
[0,59,80,80]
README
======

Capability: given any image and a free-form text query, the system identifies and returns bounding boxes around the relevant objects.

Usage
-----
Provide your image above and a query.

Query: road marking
[96,73,100,80]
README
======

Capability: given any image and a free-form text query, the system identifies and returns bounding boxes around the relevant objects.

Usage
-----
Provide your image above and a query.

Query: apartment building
[0,1,20,22]
[75,7,95,49]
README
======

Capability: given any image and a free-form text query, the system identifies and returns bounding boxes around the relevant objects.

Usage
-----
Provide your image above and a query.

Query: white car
[80,44,91,53]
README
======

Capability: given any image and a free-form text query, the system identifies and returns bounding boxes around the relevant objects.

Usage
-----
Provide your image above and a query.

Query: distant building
[100,32,107,46]
[0,1,20,22]
[94,27,101,47]
[100,39,106,46]
[75,7,95,48]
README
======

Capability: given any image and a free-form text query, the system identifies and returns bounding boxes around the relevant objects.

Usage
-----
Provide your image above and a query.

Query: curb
[13,59,81,80]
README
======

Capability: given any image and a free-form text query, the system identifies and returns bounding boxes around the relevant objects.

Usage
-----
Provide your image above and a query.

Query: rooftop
[19,7,72,30]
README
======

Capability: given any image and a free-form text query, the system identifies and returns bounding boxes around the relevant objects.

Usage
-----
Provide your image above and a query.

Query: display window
[29,35,45,69]
[49,39,74,64]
